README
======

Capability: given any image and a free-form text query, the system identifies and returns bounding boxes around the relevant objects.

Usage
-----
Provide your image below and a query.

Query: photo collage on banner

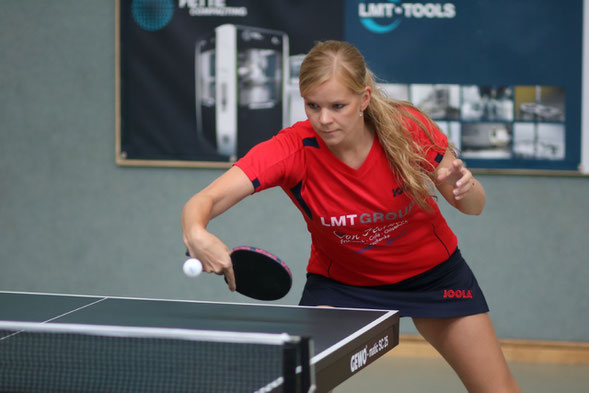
[379,83,565,161]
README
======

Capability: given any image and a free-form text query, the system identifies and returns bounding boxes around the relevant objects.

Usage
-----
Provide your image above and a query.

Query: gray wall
[1,0,588,341]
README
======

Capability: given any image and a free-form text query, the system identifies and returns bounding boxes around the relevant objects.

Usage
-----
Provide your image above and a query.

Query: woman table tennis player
[182,40,521,392]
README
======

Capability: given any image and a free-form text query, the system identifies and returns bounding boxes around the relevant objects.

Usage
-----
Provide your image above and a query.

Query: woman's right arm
[181,165,254,291]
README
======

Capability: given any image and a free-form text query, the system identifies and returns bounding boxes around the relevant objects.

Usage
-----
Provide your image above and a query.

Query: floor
[336,355,589,392]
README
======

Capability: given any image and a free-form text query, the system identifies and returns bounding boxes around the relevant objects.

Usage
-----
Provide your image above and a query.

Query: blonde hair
[299,40,447,211]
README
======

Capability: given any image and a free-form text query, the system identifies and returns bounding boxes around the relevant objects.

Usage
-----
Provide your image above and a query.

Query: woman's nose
[319,109,332,125]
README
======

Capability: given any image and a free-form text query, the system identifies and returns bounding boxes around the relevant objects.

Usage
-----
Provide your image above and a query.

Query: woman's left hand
[435,151,485,215]
[436,158,475,201]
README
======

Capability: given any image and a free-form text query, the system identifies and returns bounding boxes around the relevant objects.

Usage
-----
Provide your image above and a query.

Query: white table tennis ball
[183,258,203,277]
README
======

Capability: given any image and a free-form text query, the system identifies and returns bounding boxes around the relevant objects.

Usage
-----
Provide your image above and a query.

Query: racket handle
[183,258,203,277]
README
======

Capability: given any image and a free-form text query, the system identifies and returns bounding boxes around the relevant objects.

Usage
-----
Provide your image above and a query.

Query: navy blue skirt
[299,248,489,318]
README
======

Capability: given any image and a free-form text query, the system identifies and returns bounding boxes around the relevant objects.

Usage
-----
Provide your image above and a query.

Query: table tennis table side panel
[312,312,400,393]
[0,292,105,324]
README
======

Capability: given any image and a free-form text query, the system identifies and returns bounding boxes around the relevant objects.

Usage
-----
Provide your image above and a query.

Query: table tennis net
[0,321,312,393]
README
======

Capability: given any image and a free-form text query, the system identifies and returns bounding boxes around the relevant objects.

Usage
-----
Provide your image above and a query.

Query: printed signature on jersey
[333,220,408,253]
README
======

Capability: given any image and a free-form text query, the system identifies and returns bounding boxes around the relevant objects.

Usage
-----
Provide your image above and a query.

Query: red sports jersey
[235,109,458,285]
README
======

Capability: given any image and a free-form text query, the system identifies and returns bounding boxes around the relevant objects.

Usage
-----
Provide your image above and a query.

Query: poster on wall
[117,0,584,173]
[116,0,344,167]
[344,0,582,172]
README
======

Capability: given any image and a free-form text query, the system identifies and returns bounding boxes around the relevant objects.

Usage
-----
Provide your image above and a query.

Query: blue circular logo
[360,0,403,34]
[131,0,174,32]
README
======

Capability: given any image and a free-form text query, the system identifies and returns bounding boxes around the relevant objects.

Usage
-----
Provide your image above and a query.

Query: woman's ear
[361,86,372,111]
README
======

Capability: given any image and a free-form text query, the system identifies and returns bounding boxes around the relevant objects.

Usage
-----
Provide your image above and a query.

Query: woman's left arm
[434,149,486,215]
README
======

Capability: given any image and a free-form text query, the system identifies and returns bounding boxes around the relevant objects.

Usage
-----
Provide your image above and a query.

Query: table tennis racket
[184,246,292,301]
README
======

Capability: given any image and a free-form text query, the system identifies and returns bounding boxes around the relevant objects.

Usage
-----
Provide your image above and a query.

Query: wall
[1,0,588,341]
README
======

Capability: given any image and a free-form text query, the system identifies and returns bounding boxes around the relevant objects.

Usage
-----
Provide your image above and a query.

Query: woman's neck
[330,123,375,169]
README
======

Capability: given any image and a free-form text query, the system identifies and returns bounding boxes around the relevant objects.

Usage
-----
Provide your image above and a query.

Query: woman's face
[303,76,371,148]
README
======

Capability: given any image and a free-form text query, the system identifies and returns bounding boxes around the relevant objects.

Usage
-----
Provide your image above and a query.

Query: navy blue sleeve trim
[290,180,313,220]
[252,178,261,190]
[302,137,320,148]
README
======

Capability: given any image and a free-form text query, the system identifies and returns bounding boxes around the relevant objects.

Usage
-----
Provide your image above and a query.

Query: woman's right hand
[183,229,236,291]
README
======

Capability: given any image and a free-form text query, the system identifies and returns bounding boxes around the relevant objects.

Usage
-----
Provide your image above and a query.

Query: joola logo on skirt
[443,289,473,299]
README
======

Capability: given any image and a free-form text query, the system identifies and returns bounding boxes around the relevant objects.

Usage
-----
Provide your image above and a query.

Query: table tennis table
[0,291,399,393]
